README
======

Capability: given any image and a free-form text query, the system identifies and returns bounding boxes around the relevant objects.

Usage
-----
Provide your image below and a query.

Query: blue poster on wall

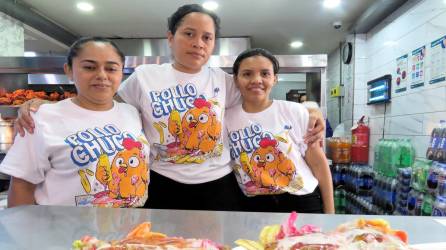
[430,35,446,85]
[410,45,425,89]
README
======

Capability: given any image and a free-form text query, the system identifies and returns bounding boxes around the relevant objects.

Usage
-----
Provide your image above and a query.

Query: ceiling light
[202,1,219,11]
[77,2,94,12]
[290,41,303,48]
[323,0,341,8]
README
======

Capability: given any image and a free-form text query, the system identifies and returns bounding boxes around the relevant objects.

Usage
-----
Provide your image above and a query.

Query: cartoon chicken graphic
[95,137,148,201]
[168,98,221,154]
[240,138,296,188]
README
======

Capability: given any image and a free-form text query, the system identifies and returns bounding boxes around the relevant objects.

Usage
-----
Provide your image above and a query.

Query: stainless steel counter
[0,205,445,249]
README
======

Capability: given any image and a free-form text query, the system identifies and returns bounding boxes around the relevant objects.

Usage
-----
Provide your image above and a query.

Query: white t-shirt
[225,100,318,196]
[0,99,150,207]
[118,64,240,184]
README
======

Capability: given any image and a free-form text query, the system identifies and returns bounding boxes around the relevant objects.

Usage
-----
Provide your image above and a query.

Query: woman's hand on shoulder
[304,108,325,146]
[14,98,46,137]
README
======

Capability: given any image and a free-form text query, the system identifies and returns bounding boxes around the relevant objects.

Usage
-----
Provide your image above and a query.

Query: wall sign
[410,46,425,89]
[395,54,408,93]
[430,35,446,85]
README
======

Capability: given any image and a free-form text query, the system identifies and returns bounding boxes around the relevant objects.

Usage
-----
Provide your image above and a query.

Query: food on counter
[0,89,76,105]
[235,212,413,250]
[72,222,226,250]
[72,213,414,250]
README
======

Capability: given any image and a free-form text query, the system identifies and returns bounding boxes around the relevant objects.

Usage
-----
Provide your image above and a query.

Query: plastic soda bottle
[334,189,341,209]
[372,174,379,205]
[381,140,389,176]
[335,188,346,214]
[355,165,362,194]
[332,164,340,187]
[374,141,381,174]
[390,178,397,211]
[400,139,415,167]
[383,140,395,177]
[435,127,446,162]
[379,176,387,208]
[414,192,424,216]
[360,166,374,196]
[407,189,418,215]
[432,196,446,216]
[427,120,446,160]
[340,164,347,186]
[438,175,446,198]
[388,140,400,177]
[339,189,346,213]
[436,163,446,197]
[411,159,431,192]
[374,174,382,207]
[421,194,434,216]
[427,161,440,195]
[376,139,386,175]
[344,165,350,191]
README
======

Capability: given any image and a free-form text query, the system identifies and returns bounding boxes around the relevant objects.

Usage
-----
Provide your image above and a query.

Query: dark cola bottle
[427,120,445,160]
[435,128,446,162]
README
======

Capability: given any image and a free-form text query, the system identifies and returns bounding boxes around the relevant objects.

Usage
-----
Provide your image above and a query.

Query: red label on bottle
[353,133,369,146]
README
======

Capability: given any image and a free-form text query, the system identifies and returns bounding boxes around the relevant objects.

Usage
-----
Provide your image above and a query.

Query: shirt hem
[150,167,233,184]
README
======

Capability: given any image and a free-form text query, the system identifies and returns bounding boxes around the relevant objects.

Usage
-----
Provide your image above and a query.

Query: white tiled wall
[341,34,355,129]
[326,34,358,135]
[340,0,446,164]
[326,48,341,130]
[0,12,24,56]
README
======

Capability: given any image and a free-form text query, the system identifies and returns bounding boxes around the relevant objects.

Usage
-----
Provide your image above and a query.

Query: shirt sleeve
[117,67,143,112]
[223,106,234,139]
[224,72,241,109]
[0,115,48,184]
[291,103,309,157]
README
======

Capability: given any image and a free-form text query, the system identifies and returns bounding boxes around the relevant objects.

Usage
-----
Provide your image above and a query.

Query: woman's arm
[304,144,334,214]
[304,107,325,146]
[15,98,50,136]
[7,177,36,208]
[15,94,126,137]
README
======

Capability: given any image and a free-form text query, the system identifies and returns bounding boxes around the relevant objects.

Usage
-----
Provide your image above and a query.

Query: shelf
[28,74,71,85]
[0,55,329,74]
[0,57,65,74]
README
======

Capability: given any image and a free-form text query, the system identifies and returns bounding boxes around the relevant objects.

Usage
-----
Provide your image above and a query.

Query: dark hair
[67,37,125,68]
[233,48,279,76]
[168,4,221,37]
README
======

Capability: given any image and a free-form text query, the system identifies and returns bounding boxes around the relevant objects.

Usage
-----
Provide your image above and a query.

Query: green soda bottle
[374,140,382,174]
[400,139,415,167]
[421,194,434,216]
[389,139,400,177]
